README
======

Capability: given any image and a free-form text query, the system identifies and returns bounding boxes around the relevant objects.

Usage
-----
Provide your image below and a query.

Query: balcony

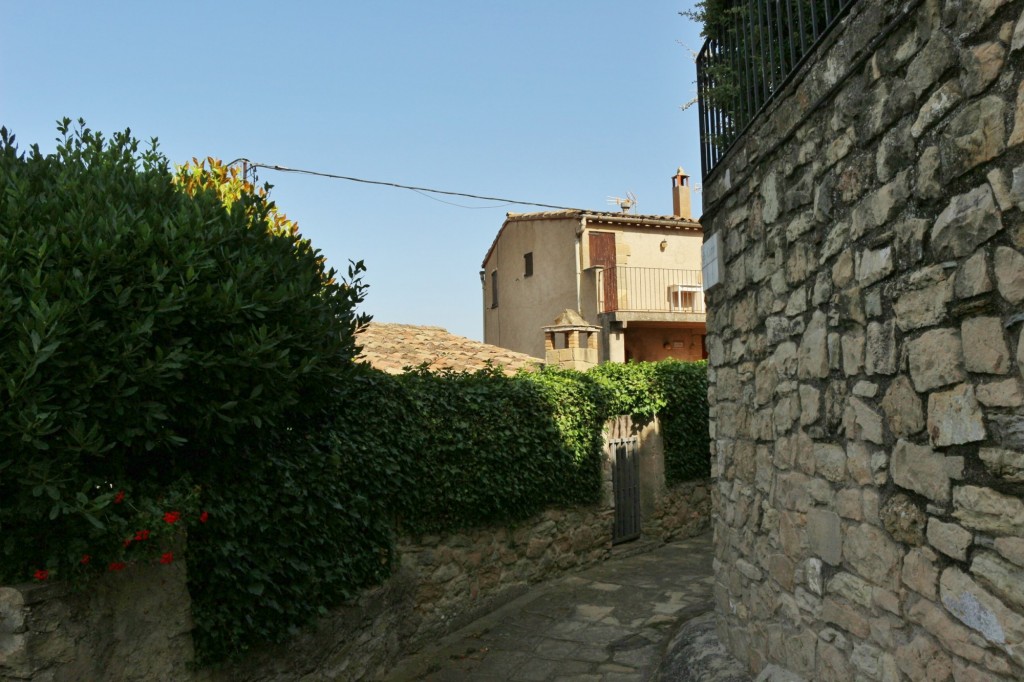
[596,267,705,323]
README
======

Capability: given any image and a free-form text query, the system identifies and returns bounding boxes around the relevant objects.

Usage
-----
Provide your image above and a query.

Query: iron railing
[696,0,861,178]
[597,267,705,315]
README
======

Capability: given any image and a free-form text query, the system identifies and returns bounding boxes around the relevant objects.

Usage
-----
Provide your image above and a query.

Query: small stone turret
[542,310,600,370]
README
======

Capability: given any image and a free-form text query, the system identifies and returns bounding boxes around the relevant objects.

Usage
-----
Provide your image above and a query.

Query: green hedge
[0,121,710,665]
[655,360,711,484]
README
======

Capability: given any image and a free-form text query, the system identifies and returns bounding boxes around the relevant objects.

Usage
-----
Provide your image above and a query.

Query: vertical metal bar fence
[695,0,863,179]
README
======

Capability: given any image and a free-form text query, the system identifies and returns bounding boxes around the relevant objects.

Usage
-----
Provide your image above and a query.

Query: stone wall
[0,561,197,681]
[702,0,1024,679]
[1,417,711,681]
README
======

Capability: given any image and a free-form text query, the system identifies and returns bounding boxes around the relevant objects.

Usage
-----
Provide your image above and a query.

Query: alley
[386,533,744,681]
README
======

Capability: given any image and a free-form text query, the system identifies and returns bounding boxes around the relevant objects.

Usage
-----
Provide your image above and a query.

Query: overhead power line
[234,159,582,212]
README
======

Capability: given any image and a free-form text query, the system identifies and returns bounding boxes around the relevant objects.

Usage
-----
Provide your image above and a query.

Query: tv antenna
[607,191,638,214]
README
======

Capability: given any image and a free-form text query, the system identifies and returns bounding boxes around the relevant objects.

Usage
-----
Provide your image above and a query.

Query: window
[524,252,533,278]
[491,270,499,308]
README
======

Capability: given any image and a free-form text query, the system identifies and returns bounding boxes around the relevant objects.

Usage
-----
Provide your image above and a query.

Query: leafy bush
[655,360,711,484]
[0,119,367,610]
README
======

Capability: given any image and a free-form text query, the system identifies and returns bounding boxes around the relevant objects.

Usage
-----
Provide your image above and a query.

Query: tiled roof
[355,322,541,375]
[482,209,701,268]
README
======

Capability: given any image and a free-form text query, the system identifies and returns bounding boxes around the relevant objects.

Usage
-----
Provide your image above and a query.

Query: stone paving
[386,533,732,682]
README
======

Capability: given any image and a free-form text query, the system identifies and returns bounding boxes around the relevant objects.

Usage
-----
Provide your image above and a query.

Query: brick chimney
[672,167,691,219]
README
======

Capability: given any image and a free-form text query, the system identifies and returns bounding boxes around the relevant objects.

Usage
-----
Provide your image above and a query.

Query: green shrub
[655,360,711,484]
[588,361,664,426]
[0,119,368,628]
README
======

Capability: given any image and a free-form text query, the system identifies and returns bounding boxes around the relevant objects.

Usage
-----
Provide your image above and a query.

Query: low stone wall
[701,0,1024,679]
[1,417,711,681]
[0,561,197,681]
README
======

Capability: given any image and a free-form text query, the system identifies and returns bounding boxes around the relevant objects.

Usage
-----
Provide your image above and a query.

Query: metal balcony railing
[597,267,705,315]
[696,0,861,178]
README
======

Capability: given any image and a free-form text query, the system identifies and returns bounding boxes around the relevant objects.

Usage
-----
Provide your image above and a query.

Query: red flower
[199,511,209,524]
[80,554,91,565]
[123,537,132,548]
[113,490,125,504]
[33,569,49,581]
[159,552,174,565]
[163,511,181,525]
[134,529,151,541]
[108,562,126,572]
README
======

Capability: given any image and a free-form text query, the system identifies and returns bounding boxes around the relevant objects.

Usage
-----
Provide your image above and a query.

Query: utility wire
[237,159,582,211]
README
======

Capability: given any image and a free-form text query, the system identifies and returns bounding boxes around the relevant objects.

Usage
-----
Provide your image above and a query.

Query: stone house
[480,169,708,363]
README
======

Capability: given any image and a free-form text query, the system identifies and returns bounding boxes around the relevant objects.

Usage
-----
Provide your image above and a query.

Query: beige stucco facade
[482,172,706,363]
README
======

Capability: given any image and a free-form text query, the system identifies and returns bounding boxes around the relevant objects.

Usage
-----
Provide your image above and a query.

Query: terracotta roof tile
[355,322,541,375]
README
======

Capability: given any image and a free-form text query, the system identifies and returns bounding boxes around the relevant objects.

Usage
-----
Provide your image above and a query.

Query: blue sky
[2,2,706,340]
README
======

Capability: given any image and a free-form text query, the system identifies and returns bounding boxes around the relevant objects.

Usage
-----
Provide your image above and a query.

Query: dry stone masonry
[702,0,1024,679]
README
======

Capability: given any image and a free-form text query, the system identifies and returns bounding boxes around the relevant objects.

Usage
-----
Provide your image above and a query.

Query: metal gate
[611,438,641,544]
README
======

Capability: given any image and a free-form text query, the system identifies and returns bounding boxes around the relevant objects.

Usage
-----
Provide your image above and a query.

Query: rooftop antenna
[606,191,638,214]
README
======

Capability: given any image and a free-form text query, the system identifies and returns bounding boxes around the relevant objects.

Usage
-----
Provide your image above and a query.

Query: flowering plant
[24,477,208,584]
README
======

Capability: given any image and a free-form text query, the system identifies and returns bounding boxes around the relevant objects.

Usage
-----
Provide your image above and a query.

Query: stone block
[927,518,973,561]
[903,547,939,599]
[905,31,954,99]
[917,145,943,199]
[850,171,911,240]
[954,249,993,299]
[928,384,986,447]
[979,447,1024,482]
[931,184,1003,260]
[908,327,966,392]
[895,275,953,331]
[891,439,951,504]
[994,536,1024,568]
[908,595,1015,676]
[1010,78,1024,146]
[852,380,877,398]
[953,485,1024,535]
[832,250,854,288]
[768,554,795,592]
[940,95,1006,177]
[841,329,865,377]
[881,376,925,437]
[822,596,870,638]
[846,442,874,486]
[961,41,1005,96]
[779,510,808,556]
[827,571,873,609]
[846,523,901,590]
[799,384,821,426]
[971,550,1024,611]
[962,316,1011,374]
[797,311,829,380]
[856,246,893,286]
[976,378,1024,407]
[994,246,1024,304]
[814,443,846,483]
[911,80,962,138]
[836,488,862,520]
[895,635,953,682]
[941,567,1024,666]
[808,509,842,565]
[844,396,884,445]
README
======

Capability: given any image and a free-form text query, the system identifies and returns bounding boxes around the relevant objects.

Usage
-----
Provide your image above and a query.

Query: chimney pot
[672,167,691,219]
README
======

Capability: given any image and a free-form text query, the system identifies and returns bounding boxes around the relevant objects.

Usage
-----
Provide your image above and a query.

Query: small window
[524,252,533,278]
[491,270,499,308]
